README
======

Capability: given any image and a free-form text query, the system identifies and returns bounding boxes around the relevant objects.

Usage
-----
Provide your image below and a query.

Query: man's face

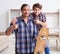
[21,6,30,17]
[33,7,41,16]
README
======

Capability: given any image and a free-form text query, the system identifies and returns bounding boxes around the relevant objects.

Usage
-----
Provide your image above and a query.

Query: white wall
[0,0,60,32]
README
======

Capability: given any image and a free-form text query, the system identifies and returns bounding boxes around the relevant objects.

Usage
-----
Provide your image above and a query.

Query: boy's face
[21,6,30,17]
[33,7,41,16]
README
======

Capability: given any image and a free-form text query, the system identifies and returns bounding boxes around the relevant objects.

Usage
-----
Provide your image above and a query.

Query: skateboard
[34,28,49,54]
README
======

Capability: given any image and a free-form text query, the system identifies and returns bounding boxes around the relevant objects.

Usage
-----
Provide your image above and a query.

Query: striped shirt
[12,16,38,54]
[30,12,46,31]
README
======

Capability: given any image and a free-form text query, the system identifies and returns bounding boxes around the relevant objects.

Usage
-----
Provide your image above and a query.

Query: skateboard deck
[34,28,49,54]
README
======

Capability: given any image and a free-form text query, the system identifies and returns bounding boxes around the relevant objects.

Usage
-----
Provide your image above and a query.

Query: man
[5,4,38,54]
[30,3,50,54]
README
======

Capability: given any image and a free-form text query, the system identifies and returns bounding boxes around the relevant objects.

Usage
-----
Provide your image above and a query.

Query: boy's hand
[35,19,41,24]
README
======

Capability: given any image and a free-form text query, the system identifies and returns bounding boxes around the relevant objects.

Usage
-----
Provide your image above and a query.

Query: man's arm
[5,17,18,36]
[5,25,15,36]
[5,24,18,36]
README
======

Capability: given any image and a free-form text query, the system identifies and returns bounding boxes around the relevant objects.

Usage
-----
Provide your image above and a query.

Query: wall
[0,0,60,32]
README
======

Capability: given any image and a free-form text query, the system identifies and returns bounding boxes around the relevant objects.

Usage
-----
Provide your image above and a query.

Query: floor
[0,35,60,54]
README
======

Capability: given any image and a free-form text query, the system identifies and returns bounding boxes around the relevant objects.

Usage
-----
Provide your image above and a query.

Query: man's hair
[33,3,42,10]
[21,4,29,11]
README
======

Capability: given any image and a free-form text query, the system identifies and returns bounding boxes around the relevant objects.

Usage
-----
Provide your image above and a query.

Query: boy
[30,3,50,54]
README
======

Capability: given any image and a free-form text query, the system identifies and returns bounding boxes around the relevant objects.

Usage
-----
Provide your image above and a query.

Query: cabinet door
[45,12,59,28]
[59,10,60,37]
[59,10,60,27]
[9,9,20,25]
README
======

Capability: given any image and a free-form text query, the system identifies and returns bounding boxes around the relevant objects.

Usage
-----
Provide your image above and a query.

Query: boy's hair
[33,3,42,10]
[21,4,29,11]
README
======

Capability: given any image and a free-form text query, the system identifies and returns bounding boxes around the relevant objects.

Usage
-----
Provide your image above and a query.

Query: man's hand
[11,17,18,29]
[13,24,19,29]
[11,17,17,25]
[5,24,18,36]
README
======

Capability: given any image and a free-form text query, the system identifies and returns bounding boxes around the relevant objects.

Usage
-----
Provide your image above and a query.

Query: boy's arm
[36,14,47,27]
[36,20,47,27]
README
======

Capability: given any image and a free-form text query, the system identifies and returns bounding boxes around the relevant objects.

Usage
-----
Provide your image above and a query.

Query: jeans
[44,40,50,54]
[45,47,50,54]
